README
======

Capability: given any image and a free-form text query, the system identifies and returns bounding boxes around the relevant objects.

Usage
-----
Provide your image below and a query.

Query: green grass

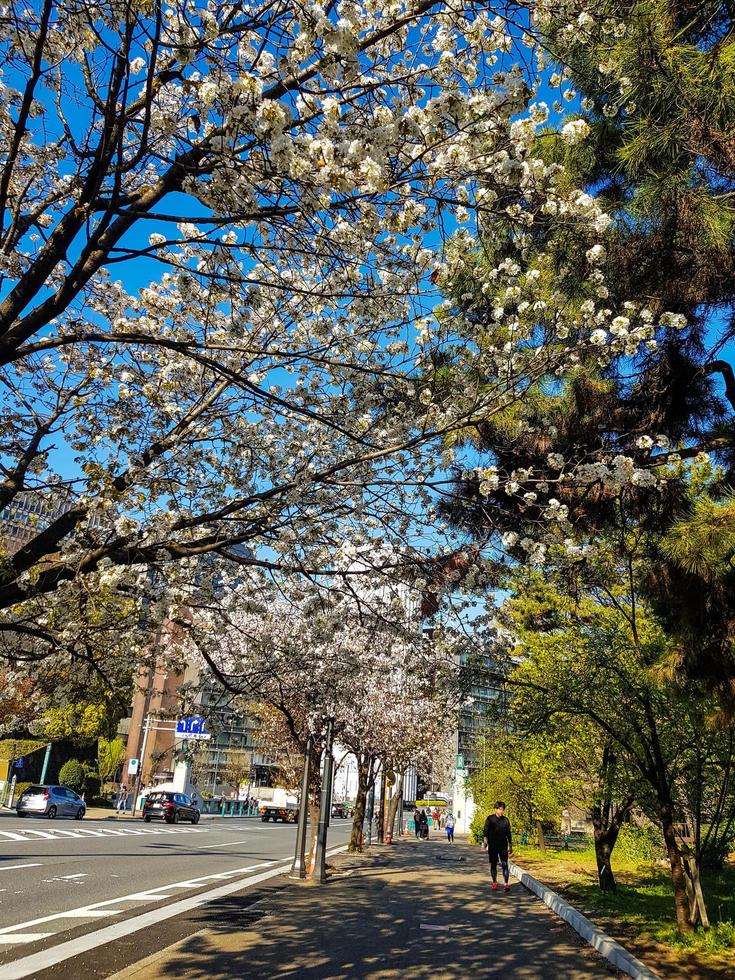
[514,843,735,963]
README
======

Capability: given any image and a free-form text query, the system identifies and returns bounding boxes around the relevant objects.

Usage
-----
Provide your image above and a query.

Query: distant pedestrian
[116,785,128,813]
[420,809,429,840]
[483,801,513,892]
[446,812,455,843]
[414,809,422,839]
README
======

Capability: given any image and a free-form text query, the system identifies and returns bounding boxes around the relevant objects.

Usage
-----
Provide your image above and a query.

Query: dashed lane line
[193,838,249,849]
[0,865,42,873]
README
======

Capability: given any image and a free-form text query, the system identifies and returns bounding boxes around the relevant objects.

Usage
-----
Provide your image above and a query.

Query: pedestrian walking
[446,811,455,843]
[421,809,430,840]
[115,784,128,813]
[482,801,513,892]
[432,808,440,829]
[414,808,422,839]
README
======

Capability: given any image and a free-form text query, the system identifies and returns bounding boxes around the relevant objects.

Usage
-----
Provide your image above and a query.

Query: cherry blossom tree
[0,0,643,681]
[180,571,464,861]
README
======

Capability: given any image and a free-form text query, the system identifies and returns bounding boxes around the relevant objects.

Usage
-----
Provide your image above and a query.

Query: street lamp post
[313,717,335,884]
[365,773,376,846]
[290,735,313,880]
[131,714,152,816]
[377,765,387,843]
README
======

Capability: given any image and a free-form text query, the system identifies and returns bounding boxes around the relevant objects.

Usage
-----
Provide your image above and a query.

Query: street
[0,812,352,978]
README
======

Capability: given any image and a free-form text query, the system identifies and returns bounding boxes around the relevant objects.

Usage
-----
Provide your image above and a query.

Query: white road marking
[0,826,207,844]
[0,862,271,936]
[0,866,42,873]
[194,839,248,849]
[0,934,53,945]
[1,845,348,978]
[61,910,122,918]
[124,893,174,902]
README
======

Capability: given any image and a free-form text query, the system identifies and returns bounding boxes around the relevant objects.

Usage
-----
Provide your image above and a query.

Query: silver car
[16,784,86,820]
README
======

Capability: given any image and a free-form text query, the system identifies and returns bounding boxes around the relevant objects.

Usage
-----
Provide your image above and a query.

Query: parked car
[142,791,200,824]
[16,784,86,820]
[331,802,349,819]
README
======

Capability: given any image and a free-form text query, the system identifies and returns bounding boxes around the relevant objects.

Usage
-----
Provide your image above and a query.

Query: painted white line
[2,845,347,978]
[0,865,42,873]
[0,832,27,842]
[60,910,122,918]
[194,839,248,849]
[124,894,175,902]
[58,874,87,880]
[14,830,54,840]
[0,862,272,937]
[0,934,53,945]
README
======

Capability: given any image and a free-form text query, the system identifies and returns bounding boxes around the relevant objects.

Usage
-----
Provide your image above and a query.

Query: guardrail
[199,799,259,816]
[540,834,593,851]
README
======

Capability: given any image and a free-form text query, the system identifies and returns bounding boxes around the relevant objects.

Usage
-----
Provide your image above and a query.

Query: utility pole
[131,714,152,816]
[365,781,375,846]
[39,743,52,784]
[290,735,312,879]
[377,765,387,843]
[313,717,335,884]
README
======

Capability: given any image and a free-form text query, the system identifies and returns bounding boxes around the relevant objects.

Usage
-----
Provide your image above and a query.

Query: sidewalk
[112,837,621,980]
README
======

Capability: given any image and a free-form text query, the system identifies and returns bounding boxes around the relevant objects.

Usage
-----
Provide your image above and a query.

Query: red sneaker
[491,881,498,891]
[504,884,510,892]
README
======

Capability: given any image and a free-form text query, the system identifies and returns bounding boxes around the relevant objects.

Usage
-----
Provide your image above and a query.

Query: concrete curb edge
[509,861,660,979]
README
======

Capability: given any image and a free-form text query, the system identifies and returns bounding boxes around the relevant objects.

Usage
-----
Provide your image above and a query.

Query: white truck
[258,786,299,823]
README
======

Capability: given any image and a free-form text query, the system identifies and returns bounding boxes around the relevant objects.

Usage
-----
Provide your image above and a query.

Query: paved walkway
[112,837,619,980]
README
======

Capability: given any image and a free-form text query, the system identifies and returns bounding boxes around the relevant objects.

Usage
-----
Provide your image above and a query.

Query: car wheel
[18,811,27,818]
[75,807,85,820]
[47,805,57,819]
[192,812,200,825]
[261,815,268,822]
[143,814,152,822]
[172,811,180,824]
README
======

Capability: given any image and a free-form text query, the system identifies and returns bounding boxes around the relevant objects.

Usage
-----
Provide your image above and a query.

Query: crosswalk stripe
[0,933,53,944]
[0,825,208,844]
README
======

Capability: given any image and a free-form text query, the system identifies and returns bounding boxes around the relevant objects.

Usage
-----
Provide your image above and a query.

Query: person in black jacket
[483,801,513,892]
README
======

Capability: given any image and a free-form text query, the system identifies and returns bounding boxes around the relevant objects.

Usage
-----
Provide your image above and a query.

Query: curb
[510,861,660,979]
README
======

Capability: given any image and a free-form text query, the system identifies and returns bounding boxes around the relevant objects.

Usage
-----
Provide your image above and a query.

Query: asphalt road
[0,811,352,978]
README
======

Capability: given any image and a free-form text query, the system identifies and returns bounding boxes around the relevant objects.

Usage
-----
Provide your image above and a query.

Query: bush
[58,759,85,790]
[469,810,486,844]
[83,770,101,798]
[615,823,665,865]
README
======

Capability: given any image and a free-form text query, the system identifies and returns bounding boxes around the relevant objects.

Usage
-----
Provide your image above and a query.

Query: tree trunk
[348,757,372,852]
[659,803,694,934]
[307,799,320,874]
[683,852,710,929]
[386,772,404,840]
[306,747,322,876]
[594,831,618,892]
[536,820,545,850]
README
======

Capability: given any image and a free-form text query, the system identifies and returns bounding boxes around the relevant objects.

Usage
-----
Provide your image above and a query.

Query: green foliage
[615,824,666,865]
[11,782,32,799]
[82,769,101,798]
[470,729,575,837]
[0,740,44,761]
[58,759,85,790]
[41,703,109,743]
[97,738,126,783]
